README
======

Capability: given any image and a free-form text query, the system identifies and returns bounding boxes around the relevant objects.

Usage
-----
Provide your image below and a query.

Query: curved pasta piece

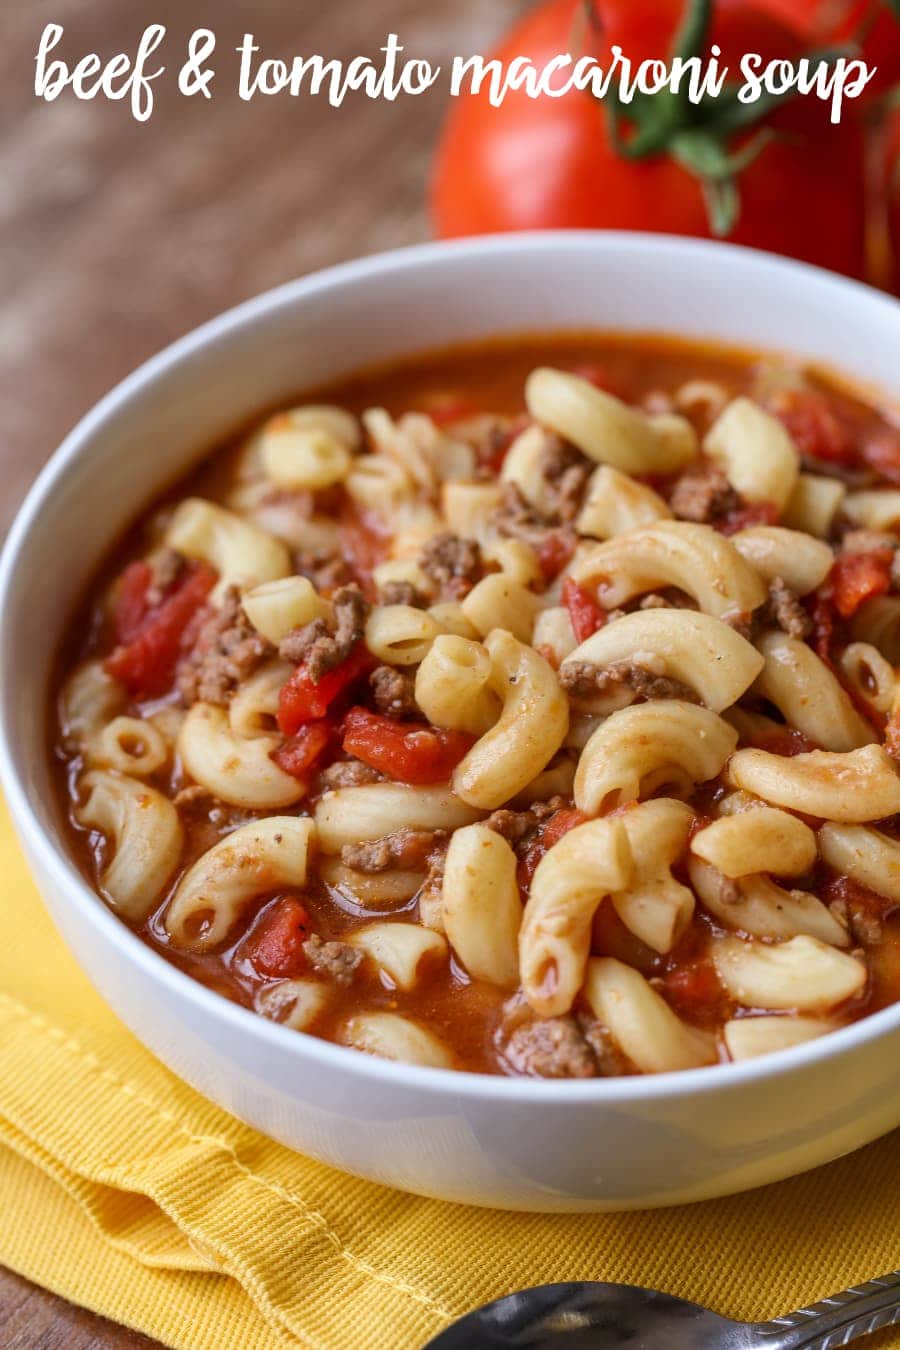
[610,800,696,954]
[843,489,900,533]
[851,596,900,663]
[260,422,352,490]
[818,823,900,905]
[532,606,578,668]
[783,473,846,538]
[346,452,412,514]
[731,526,833,596]
[340,1012,454,1068]
[482,537,542,588]
[165,497,290,596]
[178,703,306,809]
[519,817,633,1017]
[711,934,866,1011]
[60,661,126,750]
[229,660,294,740]
[752,631,874,753]
[441,481,504,545]
[703,397,799,509]
[242,577,330,643]
[724,1015,836,1062]
[414,635,500,735]
[314,784,482,853]
[575,464,671,540]
[349,922,448,991]
[560,609,764,713]
[569,521,766,623]
[76,770,183,921]
[453,630,569,810]
[318,859,425,910]
[461,575,538,644]
[165,816,315,950]
[255,978,332,1031]
[258,403,361,453]
[365,604,441,666]
[525,367,697,474]
[442,824,521,988]
[690,807,816,878]
[91,715,169,777]
[583,958,716,1073]
[839,643,896,716]
[727,744,900,822]
[574,701,736,814]
[689,859,849,948]
[500,424,561,517]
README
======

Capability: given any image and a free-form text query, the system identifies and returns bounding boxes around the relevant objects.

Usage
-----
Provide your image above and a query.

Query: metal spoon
[424,1272,900,1349]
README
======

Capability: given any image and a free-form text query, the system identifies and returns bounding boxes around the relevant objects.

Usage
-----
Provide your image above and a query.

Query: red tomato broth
[50,333,900,1077]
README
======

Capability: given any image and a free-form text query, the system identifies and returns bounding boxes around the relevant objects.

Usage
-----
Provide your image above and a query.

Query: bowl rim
[3,228,900,1105]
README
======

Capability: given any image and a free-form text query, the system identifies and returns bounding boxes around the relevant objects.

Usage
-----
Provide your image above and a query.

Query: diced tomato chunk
[113,560,155,643]
[562,577,606,642]
[537,532,575,582]
[862,429,900,485]
[338,503,389,595]
[341,707,474,785]
[717,500,779,536]
[105,560,216,698]
[518,807,588,891]
[771,389,856,465]
[661,957,729,1021]
[830,549,893,619]
[277,644,373,736]
[271,721,332,779]
[243,896,312,978]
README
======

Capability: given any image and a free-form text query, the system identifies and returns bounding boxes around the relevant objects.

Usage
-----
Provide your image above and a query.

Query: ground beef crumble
[493,482,576,561]
[341,827,446,873]
[370,664,419,720]
[302,934,362,986]
[278,584,370,681]
[293,547,354,595]
[763,576,813,640]
[177,586,273,706]
[500,1011,598,1079]
[669,462,740,524]
[559,659,697,703]
[484,797,566,847]
[540,441,592,523]
[317,758,384,790]
[419,532,483,598]
[379,579,428,608]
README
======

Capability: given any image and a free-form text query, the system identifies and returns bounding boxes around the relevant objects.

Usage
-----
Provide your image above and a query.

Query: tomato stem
[597,0,851,238]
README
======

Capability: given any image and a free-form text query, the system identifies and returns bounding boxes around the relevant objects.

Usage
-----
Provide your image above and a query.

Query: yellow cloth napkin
[1,796,898,1350]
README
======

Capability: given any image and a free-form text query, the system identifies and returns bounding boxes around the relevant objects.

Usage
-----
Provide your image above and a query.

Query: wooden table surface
[0,0,526,1343]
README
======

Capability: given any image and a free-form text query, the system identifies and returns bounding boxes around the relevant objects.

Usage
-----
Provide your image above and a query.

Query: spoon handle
[749,1271,900,1350]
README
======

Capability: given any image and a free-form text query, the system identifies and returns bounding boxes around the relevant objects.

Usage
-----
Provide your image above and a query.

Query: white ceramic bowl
[2,233,899,1212]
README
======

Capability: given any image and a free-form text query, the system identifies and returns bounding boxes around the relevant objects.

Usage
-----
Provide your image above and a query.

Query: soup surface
[53,334,900,1077]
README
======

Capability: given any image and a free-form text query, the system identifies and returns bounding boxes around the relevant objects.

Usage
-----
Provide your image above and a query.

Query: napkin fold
[0,795,897,1350]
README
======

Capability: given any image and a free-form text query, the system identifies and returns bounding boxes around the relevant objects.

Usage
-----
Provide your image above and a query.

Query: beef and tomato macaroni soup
[54,336,900,1077]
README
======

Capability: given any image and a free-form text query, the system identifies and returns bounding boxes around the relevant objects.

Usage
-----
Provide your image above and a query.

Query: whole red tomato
[887,104,900,292]
[431,0,868,278]
[752,0,900,95]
